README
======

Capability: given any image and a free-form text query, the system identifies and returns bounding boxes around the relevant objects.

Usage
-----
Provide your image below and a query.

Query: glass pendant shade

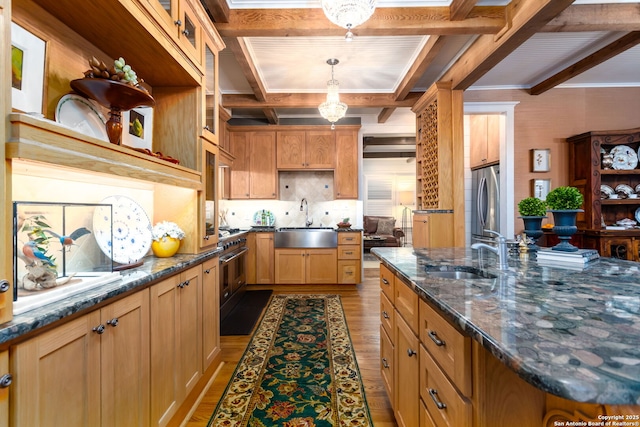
[321,0,376,30]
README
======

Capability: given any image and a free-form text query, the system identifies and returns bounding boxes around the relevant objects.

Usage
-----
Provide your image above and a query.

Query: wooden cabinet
[469,114,501,169]
[335,129,359,199]
[276,130,335,169]
[412,212,454,248]
[395,310,420,427]
[11,290,150,427]
[0,350,7,427]
[337,232,362,284]
[150,266,202,427]
[274,249,337,284]
[229,131,277,199]
[201,257,220,370]
[255,233,275,284]
[567,127,640,260]
[200,141,218,249]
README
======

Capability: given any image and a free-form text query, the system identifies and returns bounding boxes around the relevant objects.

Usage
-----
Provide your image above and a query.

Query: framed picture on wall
[532,149,550,172]
[532,179,551,200]
[11,22,46,113]
[122,107,153,150]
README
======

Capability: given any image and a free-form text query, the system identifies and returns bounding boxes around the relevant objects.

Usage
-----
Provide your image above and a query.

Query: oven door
[219,247,248,317]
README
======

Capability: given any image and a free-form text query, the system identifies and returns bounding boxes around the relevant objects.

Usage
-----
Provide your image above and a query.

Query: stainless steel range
[218,230,248,320]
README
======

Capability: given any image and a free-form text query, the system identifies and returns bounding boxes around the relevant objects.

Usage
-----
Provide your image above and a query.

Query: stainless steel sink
[275,228,337,248]
[424,266,497,280]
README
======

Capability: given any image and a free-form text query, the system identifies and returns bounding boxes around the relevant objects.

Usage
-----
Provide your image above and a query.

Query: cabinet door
[202,36,219,140]
[486,114,501,164]
[249,131,277,199]
[395,314,420,427]
[11,314,101,427]
[100,290,150,427]
[177,0,202,65]
[200,142,218,249]
[230,132,250,199]
[306,249,337,283]
[306,130,335,168]
[602,237,633,260]
[335,130,358,199]
[202,258,220,370]
[0,350,6,427]
[277,131,306,169]
[469,115,488,169]
[380,325,394,408]
[255,233,275,284]
[275,249,306,284]
[413,214,429,248]
[178,266,203,400]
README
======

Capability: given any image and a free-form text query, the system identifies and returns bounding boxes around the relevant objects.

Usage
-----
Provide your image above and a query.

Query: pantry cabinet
[11,290,150,427]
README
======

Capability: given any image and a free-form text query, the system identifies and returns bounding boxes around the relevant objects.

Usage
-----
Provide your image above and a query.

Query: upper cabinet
[335,129,359,199]
[470,114,501,170]
[276,130,336,170]
[229,131,277,199]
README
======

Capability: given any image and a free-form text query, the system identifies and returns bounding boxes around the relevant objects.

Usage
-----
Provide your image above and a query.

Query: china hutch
[567,127,640,261]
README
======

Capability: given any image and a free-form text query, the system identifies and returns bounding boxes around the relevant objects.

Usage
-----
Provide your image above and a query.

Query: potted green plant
[545,186,584,252]
[517,197,548,251]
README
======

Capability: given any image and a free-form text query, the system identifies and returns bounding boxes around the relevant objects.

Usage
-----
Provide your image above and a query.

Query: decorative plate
[610,145,638,170]
[636,207,640,224]
[93,195,152,265]
[615,184,634,197]
[600,184,614,198]
[635,184,640,194]
[55,94,108,141]
[253,210,275,226]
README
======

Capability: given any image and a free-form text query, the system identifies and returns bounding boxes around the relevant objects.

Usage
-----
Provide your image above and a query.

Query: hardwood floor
[185,266,397,427]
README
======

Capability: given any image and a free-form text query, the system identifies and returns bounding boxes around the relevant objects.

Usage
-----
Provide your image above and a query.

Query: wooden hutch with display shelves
[567,127,640,261]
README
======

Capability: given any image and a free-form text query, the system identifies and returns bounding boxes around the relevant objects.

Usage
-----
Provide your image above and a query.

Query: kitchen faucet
[471,230,509,271]
[300,198,313,227]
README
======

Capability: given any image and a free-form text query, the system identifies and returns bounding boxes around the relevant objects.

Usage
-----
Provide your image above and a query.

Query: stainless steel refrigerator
[471,165,500,243]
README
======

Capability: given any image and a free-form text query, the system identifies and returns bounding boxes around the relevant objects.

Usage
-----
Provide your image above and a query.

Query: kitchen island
[372,247,639,426]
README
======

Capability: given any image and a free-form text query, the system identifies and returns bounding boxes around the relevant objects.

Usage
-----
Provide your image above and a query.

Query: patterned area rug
[208,294,372,427]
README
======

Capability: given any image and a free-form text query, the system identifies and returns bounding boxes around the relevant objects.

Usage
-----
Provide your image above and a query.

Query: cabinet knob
[107,318,119,327]
[204,235,210,240]
[0,373,12,388]
[205,268,211,274]
[407,348,417,357]
[381,358,389,369]
[182,29,190,37]
[382,310,389,319]
[428,388,447,409]
[204,125,211,131]
[174,19,182,26]
[428,330,446,346]
[382,278,390,285]
[93,324,105,335]
[184,279,190,286]
[0,280,9,293]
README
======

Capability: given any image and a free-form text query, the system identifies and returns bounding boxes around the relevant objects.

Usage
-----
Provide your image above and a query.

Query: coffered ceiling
[201,0,640,124]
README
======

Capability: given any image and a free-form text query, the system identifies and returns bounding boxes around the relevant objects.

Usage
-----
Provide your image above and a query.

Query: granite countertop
[371,247,640,405]
[0,250,220,347]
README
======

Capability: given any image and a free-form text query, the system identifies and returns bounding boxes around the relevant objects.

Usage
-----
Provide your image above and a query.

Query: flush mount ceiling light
[321,0,376,41]
[318,58,348,129]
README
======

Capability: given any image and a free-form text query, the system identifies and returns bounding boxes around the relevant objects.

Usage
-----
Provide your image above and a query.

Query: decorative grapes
[84,56,142,88]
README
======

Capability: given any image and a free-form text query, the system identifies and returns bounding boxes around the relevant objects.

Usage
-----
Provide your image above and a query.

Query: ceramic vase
[550,210,583,252]
[151,236,181,257]
[519,216,545,251]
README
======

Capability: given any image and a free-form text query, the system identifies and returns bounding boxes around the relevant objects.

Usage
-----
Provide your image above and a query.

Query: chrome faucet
[300,198,313,227]
[471,230,509,271]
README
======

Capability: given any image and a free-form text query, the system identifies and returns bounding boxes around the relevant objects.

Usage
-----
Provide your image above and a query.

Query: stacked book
[536,248,600,266]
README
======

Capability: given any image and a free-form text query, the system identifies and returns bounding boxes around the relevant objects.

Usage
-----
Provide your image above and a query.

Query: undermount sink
[275,228,337,248]
[424,266,497,280]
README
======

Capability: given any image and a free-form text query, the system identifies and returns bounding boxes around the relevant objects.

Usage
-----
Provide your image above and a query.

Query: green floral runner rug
[208,294,372,427]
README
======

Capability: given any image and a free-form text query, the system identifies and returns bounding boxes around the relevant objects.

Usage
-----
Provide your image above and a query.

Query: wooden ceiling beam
[262,108,280,124]
[214,6,506,37]
[225,37,268,102]
[200,0,230,23]
[377,108,395,124]
[530,31,640,95]
[440,0,575,91]
[450,0,478,21]
[542,4,640,32]
[394,35,446,100]
[222,92,423,109]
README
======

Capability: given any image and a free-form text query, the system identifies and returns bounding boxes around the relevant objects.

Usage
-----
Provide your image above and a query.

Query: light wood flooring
[185,266,397,427]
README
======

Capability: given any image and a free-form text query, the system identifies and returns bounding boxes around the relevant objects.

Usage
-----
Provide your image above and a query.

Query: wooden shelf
[7,114,202,190]
[600,169,640,175]
[601,199,640,205]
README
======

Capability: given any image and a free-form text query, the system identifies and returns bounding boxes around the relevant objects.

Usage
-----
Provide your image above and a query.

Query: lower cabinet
[337,232,362,284]
[11,289,150,427]
[412,213,454,248]
[255,232,275,284]
[395,314,420,427]
[0,350,8,427]
[202,258,220,371]
[150,265,202,427]
[274,249,337,284]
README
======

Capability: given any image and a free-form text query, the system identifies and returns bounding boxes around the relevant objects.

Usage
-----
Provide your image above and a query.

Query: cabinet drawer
[395,279,419,335]
[419,300,471,397]
[420,346,471,427]
[337,260,360,284]
[380,264,395,303]
[420,399,437,427]
[338,245,361,260]
[380,325,394,407]
[338,233,361,245]
[380,291,395,340]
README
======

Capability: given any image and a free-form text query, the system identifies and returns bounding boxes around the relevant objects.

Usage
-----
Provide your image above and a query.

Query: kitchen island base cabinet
[10,290,150,427]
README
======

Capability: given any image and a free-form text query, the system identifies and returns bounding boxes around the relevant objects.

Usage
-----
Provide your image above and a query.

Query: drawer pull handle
[382,311,389,319]
[382,278,389,285]
[382,358,389,369]
[428,330,445,346]
[345,251,353,255]
[429,388,447,409]
[407,348,417,357]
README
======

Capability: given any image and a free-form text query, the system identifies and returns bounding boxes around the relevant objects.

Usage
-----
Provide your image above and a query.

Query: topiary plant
[517,197,547,217]
[545,186,584,210]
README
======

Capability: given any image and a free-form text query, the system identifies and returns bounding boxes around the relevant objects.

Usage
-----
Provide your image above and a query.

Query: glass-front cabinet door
[145,0,202,66]
[203,41,217,139]
[200,141,218,249]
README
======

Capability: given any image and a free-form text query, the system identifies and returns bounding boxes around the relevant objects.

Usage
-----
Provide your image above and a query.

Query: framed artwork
[122,107,153,150]
[11,22,46,113]
[532,149,551,172]
[532,179,551,200]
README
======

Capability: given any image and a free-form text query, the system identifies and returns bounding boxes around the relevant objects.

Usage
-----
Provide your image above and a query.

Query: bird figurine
[44,227,91,248]
[22,240,56,267]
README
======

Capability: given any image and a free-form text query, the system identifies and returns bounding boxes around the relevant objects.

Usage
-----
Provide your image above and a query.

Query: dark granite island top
[371,247,640,405]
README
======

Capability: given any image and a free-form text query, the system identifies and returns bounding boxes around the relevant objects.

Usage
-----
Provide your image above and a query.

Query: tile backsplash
[219,171,361,229]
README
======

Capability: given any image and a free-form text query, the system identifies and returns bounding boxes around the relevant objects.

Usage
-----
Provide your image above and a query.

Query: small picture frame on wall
[11,22,46,113]
[532,149,551,172]
[532,179,551,200]
[122,107,153,150]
